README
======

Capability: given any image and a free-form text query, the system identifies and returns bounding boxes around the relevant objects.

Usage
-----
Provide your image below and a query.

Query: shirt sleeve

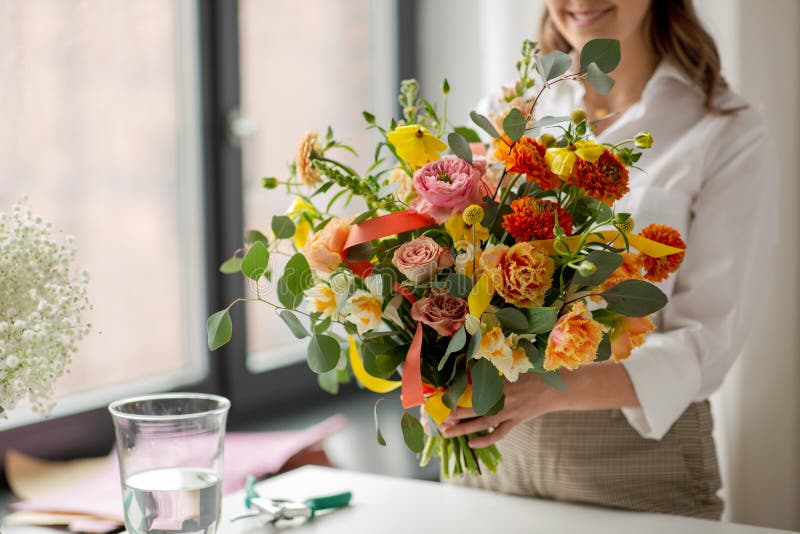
[620,113,779,440]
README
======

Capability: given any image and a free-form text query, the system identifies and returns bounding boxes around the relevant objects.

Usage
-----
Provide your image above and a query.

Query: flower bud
[615,215,635,234]
[538,133,556,147]
[261,177,278,189]
[576,261,597,277]
[462,204,485,225]
[634,131,653,149]
[442,78,450,95]
[570,108,588,125]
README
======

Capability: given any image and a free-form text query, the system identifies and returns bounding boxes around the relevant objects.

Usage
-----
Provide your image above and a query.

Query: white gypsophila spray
[0,199,90,417]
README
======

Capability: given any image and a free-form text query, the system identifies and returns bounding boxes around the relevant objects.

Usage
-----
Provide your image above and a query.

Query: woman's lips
[567,7,614,28]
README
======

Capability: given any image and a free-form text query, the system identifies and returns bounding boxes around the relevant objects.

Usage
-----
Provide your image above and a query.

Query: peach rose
[410,289,468,336]
[544,301,604,371]
[484,242,554,308]
[302,217,350,273]
[392,236,453,283]
[609,315,655,362]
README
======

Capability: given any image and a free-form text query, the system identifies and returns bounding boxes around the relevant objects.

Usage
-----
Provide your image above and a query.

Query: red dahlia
[502,197,573,242]
[568,149,629,205]
[638,224,686,282]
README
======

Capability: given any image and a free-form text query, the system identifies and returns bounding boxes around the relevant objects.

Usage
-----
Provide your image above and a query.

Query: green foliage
[537,370,567,392]
[503,108,526,141]
[445,273,472,299]
[596,334,612,362]
[470,111,500,139]
[240,241,270,281]
[523,307,559,334]
[244,230,269,245]
[495,307,529,331]
[586,63,615,95]
[306,333,341,373]
[271,215,296,239]
[362,110,376,124]
[466,328,482,359]
[470,358,504,416]
[579,38,621,73]
[438,326,467,371]
[278,310,309,339]
[283,253,313,296]
[318,369,340,394]
[374,399,387,446]
[206,309,232,350]
[447,132,473,164]
[536,50,572,82]
[601,279,668,316]
[453,126,481,143]
[219,257,242,274]
[529,115,571,131]
[401,412,425,453]
[572,250,623,287]
[443,366,468,410]
[362,342,403,379]
[518,338,543,369]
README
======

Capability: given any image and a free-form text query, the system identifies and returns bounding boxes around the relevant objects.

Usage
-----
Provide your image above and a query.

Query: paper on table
[6,414,347,530]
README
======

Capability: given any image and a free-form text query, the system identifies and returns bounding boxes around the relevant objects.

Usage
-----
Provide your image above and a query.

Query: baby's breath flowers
[0,199,90,417]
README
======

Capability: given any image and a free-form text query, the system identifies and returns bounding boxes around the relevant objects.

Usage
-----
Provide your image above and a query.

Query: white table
[223,466,793,534]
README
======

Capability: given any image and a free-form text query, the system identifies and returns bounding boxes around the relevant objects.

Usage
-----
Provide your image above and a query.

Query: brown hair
[539,0,740,115]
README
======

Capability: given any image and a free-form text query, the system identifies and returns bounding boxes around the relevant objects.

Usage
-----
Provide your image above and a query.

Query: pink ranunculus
[408,156,484,223]
[302,217,351,273]
[410,289,468,336]
[392,236,453,283]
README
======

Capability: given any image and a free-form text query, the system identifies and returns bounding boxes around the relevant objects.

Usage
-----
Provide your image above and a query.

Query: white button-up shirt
[480,60,779,439]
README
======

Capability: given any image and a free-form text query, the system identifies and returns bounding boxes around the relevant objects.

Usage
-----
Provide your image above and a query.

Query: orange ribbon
[402,322,425,409]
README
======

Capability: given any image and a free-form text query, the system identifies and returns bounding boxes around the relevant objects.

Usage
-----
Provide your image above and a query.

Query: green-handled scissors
[231,475,352,525]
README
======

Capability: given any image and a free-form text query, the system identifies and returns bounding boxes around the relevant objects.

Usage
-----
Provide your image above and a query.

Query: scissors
[230,475,352,526]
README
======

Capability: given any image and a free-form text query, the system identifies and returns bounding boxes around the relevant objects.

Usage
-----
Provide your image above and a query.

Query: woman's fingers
[467,421,512,448]
[442,406,477,424]
[439,415,496,438]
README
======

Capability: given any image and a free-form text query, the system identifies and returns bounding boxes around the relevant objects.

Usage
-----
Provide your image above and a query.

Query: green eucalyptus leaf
[572,250,623,287]
[454,126,481,143]
[244,229,269,245]
[470,358,504,416]
[362,342,403,379]
[318,369,339,394]
[597,333,612,362]
[586,62,615,95]
[219,257,242,274]
[271,215,296,239]
[495,308,529,331]
[518,338,543,370]
[530,115,571,130]
[524,307,559,334]
[306,333,341,373]
[401,412,425,453]
[438,326,467,371]
[278,310,309,339]
[537,50,572,81]
[374,398,387,446]
[503,108,526,141]
[579,38,621,73]
[466,328,483,359]
[537,370,567,392]
[482,393,505,417]
[443,367,468,410]
[470,111,500,139]
[448,132,473,164]
[314,318,332,334]
[345,242,373,262]
[353,209,377,224]
[277,275,302,309]
[240,241,270,281]
[206,309,232,351]
[445,273,473,299]
[284,253,313,295]
[601,279,667,317]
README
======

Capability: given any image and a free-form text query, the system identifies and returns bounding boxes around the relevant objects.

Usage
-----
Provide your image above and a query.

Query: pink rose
[408,156,484,223]
[302,218,350,273]
[392,236,453,283]
[410,289,468,336]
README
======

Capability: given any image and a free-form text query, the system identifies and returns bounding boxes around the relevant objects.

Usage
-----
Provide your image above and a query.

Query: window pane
[0,0,206,426]
[239,0,396,372]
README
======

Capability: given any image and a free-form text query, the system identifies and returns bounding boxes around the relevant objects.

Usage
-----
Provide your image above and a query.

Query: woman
[439,0,777,519]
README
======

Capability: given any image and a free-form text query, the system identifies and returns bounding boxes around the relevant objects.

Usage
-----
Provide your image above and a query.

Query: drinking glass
[109,393,231,534]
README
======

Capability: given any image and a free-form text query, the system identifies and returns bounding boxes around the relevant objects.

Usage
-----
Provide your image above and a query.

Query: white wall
[417,1,800,529]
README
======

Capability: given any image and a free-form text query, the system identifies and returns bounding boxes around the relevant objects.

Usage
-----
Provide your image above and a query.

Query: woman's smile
[566,6,615,29]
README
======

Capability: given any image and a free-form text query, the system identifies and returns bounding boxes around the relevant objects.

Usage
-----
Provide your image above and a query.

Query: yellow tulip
[445,212,489,247]
[545,140,605,177]
[386,125,447,168]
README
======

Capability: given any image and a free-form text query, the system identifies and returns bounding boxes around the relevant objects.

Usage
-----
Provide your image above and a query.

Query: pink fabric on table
[11,415,347,523]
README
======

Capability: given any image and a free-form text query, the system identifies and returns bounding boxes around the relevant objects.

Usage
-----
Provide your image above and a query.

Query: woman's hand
[437,372,564,448]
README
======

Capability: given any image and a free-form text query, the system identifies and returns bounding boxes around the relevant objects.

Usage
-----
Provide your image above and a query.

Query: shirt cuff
[620,335,702,440]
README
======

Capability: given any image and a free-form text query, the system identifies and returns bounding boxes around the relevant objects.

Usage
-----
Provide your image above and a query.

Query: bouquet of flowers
[208,39,686,476]
[0,199,90,417]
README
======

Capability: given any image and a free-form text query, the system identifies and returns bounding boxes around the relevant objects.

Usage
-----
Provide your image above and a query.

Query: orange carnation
[609,315,655,362]
[568,149,629,205]
[486,241,554,308]
[638,224,686,282]
[502,197,573,242]
[544,301,604,371]
[496,136,561,191]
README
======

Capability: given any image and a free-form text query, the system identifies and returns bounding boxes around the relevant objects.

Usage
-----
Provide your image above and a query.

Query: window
[0,0,207,429]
